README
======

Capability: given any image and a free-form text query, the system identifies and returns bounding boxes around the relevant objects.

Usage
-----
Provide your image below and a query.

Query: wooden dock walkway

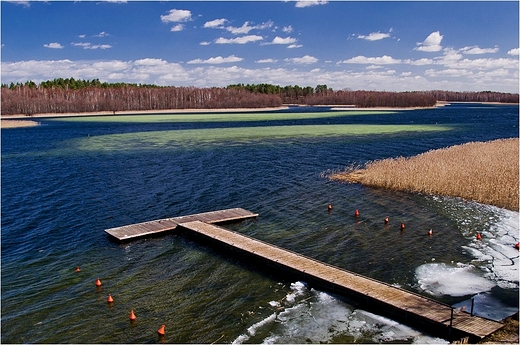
[178,220,504,342]
[104,208,258,241]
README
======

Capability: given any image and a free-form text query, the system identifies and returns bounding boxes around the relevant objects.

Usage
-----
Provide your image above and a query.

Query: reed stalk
[330,138,519,211]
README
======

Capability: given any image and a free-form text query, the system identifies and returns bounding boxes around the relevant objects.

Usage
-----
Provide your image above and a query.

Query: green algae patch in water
[74,124,451,152]
[48,111,397,123]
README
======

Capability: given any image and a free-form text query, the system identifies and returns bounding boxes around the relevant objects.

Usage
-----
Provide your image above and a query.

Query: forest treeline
[1,78,518,116]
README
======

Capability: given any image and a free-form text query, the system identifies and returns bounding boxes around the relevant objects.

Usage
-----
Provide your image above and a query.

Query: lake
[1,104,518,343]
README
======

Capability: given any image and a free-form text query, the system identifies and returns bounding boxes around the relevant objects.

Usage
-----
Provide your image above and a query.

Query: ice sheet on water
[416,262,496,296]
[429,196,519,290]
[232,281,448,344]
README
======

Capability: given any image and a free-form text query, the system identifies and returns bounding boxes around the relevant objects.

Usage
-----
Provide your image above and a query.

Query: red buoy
[515,242,519,250]
[158,324,166,336]
[327,204,332,211]
[107,294,114,303]
[75,266,81,272]
[354,209,359,217]
[428,229,433,236]
[129,310,136,321]
[476,233,482,240]
[95,278,102,287]
[384,217,389,225]
[400,223,405,230]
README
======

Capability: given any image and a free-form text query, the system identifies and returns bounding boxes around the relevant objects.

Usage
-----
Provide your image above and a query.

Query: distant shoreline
[1,102,517,127]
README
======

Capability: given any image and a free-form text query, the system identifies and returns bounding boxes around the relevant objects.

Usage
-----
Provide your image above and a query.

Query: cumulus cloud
[187,55,243,64]
[215,35,263,44]
[342,55,401,64]
[284,55,318,64]
[203,18,228,28]
[256,59,278,63]
[160,9,192,23]
[170,24,184,32]
[507,48,519,56]
[295,0,328,8]
[415,31,443,52]
[199,41,211,46]
[288,44,303,49]
[358,31,391,41]
[271,36,298,45]
[460,45,499,54]
[44,42,64,49]
[282,26,293,33]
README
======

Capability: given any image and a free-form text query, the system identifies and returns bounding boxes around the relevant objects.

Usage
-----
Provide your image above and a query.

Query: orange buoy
[158,324,166,336]
[129,310,136,321]
[107,294,114,303]
[428,229,433,236]
[95,278,102,287]
[75,266,81,272]
[476,233,482,240]
[400,223,405,230]
[354,209,359,217]
[384,217,389,225]
[327,204,332,211]
[515,242,519,250]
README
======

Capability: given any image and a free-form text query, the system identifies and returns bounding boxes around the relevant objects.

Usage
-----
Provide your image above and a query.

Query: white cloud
[288,44,303,49]
[199,41,211,46]
[2,55,518,93]
[415,31,443,52]
[226,21,273,35]
[507,48,519,56]
[170,24,184,32]
[160,9,192,23]
[203,18,228,28]
[256,59,278,63]
[295,0,328,8]
[284,55,318,64]
[215,35,263,44]
[460,45,499,55]
[282,26,293,33]
[94,31,110,37]
[187,55,243,64]
[407,58,434,66]
[44,42,64,49]
[342,55,401,65]
[71,42,112,50]
[358,31,391,41]
[134,58,168,66]
[79,34,86,39]
[271,36,297,45]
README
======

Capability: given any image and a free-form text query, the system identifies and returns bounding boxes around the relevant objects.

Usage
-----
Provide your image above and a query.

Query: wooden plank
[178,220,504,340]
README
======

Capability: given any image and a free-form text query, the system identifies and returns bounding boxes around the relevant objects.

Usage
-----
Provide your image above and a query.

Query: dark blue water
[2,104,518,343]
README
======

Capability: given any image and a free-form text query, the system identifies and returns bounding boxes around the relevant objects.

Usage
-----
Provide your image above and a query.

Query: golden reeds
[330,138,519,211]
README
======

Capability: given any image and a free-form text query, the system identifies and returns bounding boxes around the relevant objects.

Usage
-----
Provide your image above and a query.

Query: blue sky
[1,1,519,92]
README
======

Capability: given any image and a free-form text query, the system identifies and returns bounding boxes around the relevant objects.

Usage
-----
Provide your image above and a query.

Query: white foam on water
[233,281,448,344]
[429,196,519,291]
[416,262,496,296]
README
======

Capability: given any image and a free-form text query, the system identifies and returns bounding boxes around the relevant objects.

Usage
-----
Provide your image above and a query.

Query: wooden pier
[104,208,504,341]
[177,220,504,342]
[104,208,258,241]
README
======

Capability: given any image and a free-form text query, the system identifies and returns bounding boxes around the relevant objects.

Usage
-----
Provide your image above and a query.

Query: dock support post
[448,307,454,341]
[470,297,475,316]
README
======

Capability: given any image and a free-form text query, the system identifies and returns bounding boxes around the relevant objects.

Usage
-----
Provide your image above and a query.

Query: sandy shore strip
[0,106,290,120]
[1,120,40,128]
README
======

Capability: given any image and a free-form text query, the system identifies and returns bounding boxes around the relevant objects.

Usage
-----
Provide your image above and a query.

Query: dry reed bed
[330,138,519,211]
